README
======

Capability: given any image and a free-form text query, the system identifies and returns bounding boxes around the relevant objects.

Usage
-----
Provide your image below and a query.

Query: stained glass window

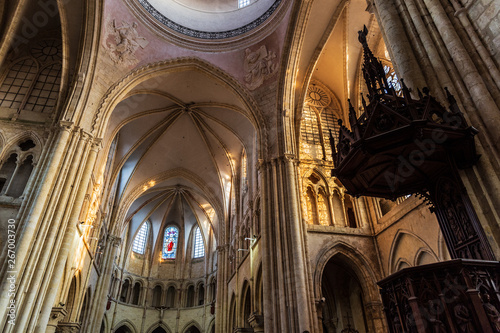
[132,223,148,254]
[384,65,402,95]
[162,226,179,259]
[193,227,205,258]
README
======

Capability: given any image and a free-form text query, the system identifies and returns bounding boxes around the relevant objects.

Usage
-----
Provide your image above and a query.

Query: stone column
[87,235,121,333]
[34,134,101,332]
[371,0,427,90]
[0,121,78,332]
[421,0,500,146]
[260,156,315,332]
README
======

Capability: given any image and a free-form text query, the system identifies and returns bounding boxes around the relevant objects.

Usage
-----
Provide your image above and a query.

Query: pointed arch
[113,319,138,333]
[314,241,381,302]
[180,320,202,333]
[146,321,172,333]
[388,229,439,274]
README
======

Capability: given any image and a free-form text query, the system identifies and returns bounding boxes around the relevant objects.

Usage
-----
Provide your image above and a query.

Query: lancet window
[162,226,179,259]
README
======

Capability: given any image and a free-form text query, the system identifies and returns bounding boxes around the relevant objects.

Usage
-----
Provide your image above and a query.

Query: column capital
[47,306,67,329]
[108,235,122,247]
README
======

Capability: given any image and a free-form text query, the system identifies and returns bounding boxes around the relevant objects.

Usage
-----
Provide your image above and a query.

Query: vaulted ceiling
[101,67,258,241]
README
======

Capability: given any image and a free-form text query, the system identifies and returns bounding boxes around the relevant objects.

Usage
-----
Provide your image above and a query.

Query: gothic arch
[388,229,439,274]
[180,320,202,333]
[414,248,438,266]
[313,242,381,303]
[277,0,349,154]
[92,57,266,151]
[113,319,138,333]
[146,322,172,333]
[0,131,43,162]
[394,258,412,272]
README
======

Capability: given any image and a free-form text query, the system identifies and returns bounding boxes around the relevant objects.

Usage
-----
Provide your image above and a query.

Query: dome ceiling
[136,0,281,39]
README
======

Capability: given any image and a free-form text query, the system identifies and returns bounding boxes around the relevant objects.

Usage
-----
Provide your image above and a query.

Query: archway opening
[115,325,133,333]
[321,258,368,333]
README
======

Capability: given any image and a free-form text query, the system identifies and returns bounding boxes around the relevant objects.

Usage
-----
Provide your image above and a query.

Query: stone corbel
[58,120,74,133]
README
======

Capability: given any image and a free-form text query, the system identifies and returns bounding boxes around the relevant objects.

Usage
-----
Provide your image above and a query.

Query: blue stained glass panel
[162,226,178,259]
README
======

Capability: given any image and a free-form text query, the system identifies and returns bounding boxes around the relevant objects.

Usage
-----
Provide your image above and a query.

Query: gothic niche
[302,172,358,228]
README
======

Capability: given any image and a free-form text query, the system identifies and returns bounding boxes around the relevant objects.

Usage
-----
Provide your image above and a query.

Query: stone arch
[185,284,196,307]
[277,0,349,153]
[414,248,438,266]
[92,57,266,152]
[314,242,383,333]
[180,320,202,333]
[151,284,163,307]
[195,280,205,306]
[119,277,132,303]
[313,241,381,306]
[388,229,439,274]
[394,257,412,272]
[0,131,43,163]
[131,280,143,305]
[146,321,172,333]
[63,274,80,322]
[165,284,177,308]
[113,319,138,333]
[240,280,252,328]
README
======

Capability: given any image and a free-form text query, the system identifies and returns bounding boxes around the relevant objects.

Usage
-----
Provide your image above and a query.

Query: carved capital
[47,307,67,328]
[91,138,103,152]
[108,235,122,247]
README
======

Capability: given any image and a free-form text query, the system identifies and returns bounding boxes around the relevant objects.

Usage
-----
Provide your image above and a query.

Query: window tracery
[0,39,62,113]
[193,227,205,259]
[132,222,149,254]
[300,82,341,161]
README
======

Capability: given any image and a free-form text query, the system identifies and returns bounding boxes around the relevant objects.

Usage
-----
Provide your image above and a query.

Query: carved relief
[243,45,277,90]
[105,20,149,66]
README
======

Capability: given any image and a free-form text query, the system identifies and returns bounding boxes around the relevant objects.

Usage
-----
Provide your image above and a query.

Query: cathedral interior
[0,0,499,332]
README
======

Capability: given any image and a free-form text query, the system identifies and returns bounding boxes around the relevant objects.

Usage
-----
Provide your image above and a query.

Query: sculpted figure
[107,20,149,65]
[244,45,277,90]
